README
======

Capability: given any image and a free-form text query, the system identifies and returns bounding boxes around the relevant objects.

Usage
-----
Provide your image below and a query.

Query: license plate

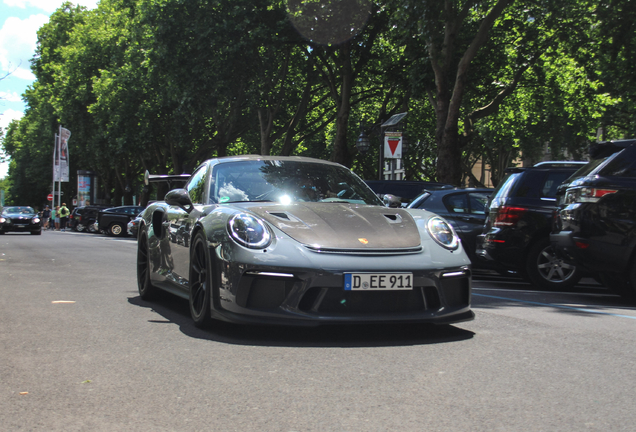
[344,273,413,291]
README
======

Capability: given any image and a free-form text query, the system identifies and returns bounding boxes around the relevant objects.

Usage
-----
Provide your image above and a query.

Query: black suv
[475,161,587,289]
[551,139,636,299]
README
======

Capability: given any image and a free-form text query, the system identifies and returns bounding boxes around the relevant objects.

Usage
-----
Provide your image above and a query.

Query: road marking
[473,293,636,320]
[52,301,76,304]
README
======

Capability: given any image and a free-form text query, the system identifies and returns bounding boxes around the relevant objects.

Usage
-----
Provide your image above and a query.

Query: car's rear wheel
[109,222,125,237]
[189,232,213,328]
[525,237,581,290]
[137,227,157,300]
[76,224,86,232]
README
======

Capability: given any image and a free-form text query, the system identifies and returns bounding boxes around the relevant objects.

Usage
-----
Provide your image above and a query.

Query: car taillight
[493,206,527,227]
[565,187,618,203]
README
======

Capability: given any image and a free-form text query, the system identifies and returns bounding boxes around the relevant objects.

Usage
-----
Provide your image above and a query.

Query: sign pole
[52,133,57,215]
[57,125,62,209]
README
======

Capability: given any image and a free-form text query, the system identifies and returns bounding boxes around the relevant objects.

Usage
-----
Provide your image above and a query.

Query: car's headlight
[426,216,460,250]
[32,217,40,224]
[0,217,5,223]
[228,213,272,249]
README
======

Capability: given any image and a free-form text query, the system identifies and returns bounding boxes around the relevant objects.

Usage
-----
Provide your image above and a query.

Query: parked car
[551,140,636,299]
[68,207,84,231]
[475,161,587,289]
[137,155,474,328]
[365,180,453,207]
[127,212,143,238]
[98,206,145,237]
[0,206,42,235]
[408,188,493,265]
[77,205,112,233]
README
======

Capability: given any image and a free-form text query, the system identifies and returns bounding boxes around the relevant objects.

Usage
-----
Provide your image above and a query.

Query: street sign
[47,194,53,201]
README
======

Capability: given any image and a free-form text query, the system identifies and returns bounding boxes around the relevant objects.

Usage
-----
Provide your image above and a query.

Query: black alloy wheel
[137,227,157,300]
[189,232,213,328]
[109,222,125,236]
[525,237,581,290]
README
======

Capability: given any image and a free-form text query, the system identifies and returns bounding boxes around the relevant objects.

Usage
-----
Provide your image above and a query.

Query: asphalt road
[1,230,636,431]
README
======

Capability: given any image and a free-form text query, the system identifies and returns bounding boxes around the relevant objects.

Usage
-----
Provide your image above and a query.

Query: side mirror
[165,188,193,212]
[383,194,402,208]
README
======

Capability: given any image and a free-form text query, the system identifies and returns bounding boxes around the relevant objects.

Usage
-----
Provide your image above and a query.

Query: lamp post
[356,127,371,154]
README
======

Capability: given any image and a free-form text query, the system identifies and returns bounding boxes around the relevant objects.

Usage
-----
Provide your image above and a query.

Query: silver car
[137,155,474,328]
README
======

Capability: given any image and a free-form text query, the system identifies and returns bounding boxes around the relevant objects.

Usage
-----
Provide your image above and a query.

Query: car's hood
[245,202,421,250]
[3,212,36,218]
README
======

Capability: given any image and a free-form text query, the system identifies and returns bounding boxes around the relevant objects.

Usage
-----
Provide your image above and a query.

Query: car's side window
[469,193,489,214]
[444,193,468,213]
[541,172,572,198]
[186,165,208,205]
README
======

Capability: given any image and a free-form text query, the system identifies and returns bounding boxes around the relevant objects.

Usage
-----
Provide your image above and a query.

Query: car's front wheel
[189,232,213,328]
[525,237,581,290]
[76,224,86,232]
[109,222,125,237]
[137,227,157,300]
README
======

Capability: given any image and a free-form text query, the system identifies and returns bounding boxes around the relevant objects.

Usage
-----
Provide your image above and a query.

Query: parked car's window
[541,172,573,198]
[490,173,521,207]
[444,193,468,213]
[186,165,208,204]
[468,193,489,214]
[598,147,636,178]
[210,160,383,205]
[408,192,431,208]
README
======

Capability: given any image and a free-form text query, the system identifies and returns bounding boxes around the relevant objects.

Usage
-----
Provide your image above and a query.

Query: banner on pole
[53,128,71,182]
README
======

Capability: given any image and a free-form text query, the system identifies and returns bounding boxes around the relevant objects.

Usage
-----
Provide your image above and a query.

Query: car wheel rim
[112,225,122,235]
[190,240,208,317]
[536,245,576,282]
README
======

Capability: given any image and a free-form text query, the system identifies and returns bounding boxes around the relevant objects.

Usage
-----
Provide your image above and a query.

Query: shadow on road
[128,294,475,348]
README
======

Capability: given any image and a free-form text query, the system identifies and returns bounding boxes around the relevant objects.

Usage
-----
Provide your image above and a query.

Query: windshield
[3,206,36,215]
[210,160,383,206]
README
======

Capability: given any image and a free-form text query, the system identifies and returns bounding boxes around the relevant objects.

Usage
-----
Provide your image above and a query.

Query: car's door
[170,164,209,282]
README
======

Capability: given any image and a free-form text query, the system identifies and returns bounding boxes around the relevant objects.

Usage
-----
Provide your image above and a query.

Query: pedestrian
[53,206,59,230]
[42,205,51,229]
[58,203,70,232]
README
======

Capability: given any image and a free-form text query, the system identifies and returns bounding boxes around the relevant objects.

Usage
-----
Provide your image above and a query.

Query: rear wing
[144,170,191,190]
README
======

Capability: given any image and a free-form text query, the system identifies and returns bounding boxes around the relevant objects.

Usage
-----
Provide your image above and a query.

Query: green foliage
[3,0,634,202]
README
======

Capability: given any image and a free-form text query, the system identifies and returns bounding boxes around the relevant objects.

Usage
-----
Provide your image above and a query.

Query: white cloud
[0,14,48,80]
[0,107,22,130]
[0,90,21,102]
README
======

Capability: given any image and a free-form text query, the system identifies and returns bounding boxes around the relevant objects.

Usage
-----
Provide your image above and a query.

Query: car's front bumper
[0,223,41,233]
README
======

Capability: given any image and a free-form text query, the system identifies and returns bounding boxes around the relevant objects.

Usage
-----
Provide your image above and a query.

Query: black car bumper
[551,230,628,274]
[0,223,41,234]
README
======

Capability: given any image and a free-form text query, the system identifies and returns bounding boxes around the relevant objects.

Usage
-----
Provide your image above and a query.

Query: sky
[0,0,98,179]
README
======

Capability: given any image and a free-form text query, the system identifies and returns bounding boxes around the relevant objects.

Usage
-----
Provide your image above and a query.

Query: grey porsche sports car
[137,155,474,327]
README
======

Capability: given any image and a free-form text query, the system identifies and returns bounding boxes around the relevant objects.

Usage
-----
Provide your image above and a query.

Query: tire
[76,224,86,232]
[109,222,125,237]
[525,237,581,290]
[189,232,213,328]
[0,231,5,235]
[31,230,42,235]
[137,227,157,300]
